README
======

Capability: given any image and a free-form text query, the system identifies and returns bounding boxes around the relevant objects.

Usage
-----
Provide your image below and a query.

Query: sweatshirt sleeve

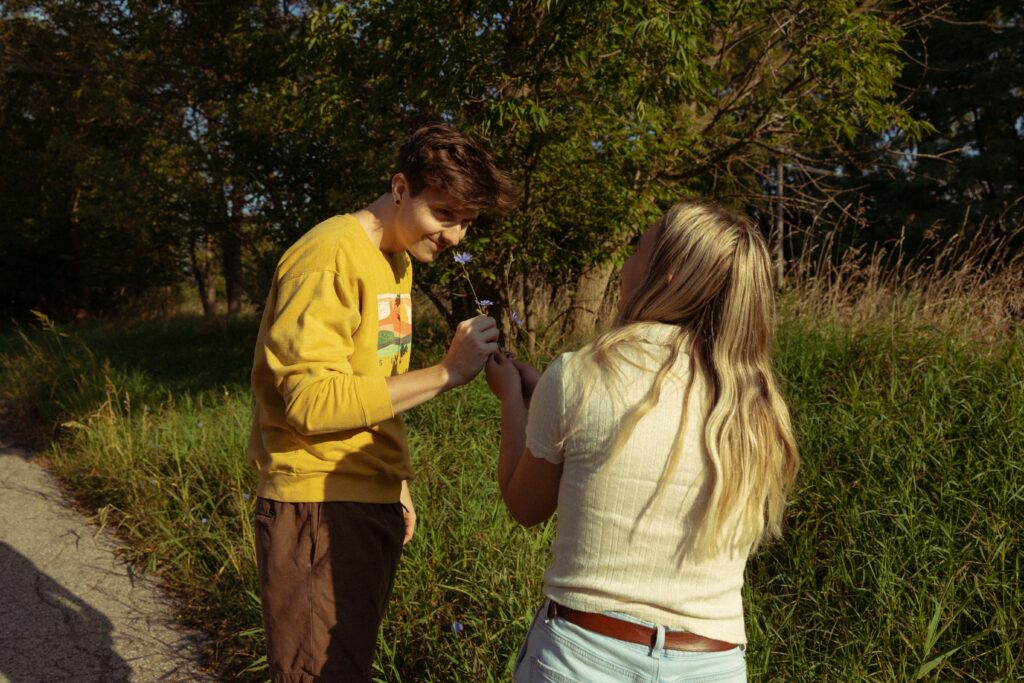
[264,270,394,435]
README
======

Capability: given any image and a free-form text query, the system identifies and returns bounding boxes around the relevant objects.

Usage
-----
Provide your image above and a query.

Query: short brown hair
[397,123,519,215]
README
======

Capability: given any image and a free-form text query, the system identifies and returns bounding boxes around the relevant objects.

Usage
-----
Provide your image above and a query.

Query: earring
[394,196,401,205]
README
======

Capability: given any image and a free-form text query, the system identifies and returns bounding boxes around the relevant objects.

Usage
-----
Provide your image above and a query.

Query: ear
[391,173,408,200]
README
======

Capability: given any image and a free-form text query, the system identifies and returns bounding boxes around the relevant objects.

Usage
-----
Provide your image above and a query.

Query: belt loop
[650,624,666,658]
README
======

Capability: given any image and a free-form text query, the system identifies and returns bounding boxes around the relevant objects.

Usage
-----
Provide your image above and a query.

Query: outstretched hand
[499,351,541,405]
[509,358,541,404]
[485,351,523,403]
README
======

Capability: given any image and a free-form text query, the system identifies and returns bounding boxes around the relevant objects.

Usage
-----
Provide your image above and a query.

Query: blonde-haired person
[485,201,800,682]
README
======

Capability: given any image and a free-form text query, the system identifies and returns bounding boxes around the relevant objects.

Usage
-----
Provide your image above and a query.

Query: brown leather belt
[547,601,738,653]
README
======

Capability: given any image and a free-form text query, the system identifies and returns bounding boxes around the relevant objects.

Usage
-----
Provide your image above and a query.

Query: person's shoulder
[277,215,366,281]
[291,214,365,255]
[539,350,582,396]
[543,351,572,376]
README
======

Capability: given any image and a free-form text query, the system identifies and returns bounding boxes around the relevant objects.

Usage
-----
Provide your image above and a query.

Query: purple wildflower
[451,620,464,633]
[453,252,473,265]
[510,309,524,329]
[475,299,493,308]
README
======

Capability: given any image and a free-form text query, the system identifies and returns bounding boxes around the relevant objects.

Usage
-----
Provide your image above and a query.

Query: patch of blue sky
[182,106,209,143]
[960,141,980,158]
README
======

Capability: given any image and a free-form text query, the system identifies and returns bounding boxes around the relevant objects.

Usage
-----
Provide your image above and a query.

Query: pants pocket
[254,496,276,522]
[662,647,747,683]
[513,601,549,681]
[530,656,585,683]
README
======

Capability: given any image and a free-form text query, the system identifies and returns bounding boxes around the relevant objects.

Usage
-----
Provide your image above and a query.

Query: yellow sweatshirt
[247,214,415,503]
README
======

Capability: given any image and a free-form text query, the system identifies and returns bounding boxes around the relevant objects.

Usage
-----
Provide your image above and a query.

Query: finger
[472,315,498,332]
[513,359,538,374]
[482,341,500,356]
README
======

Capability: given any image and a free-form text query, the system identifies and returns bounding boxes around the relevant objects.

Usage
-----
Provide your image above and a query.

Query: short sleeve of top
[525,353,569,464]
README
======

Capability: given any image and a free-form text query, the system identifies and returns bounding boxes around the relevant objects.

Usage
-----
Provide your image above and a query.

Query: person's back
[537,329,748,645]
[485,200,800,682]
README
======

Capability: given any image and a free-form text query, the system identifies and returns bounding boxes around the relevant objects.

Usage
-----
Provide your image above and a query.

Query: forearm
[283,372,393,434]
[385,364,454,415]
[497,398,528,494]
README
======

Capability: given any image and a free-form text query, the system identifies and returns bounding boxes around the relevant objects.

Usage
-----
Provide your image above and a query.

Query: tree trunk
[566,261,616,338]
[190,234,217,317]
[222,186,244,314]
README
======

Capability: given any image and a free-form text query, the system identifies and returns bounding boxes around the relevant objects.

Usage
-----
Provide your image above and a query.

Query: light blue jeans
[512,600,747,683]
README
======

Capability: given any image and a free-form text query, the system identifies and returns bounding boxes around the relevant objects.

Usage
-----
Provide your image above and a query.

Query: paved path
[0,440,219,682]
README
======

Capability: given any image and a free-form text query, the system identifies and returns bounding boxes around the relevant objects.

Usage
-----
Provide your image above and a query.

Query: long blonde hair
[568,201,800,558]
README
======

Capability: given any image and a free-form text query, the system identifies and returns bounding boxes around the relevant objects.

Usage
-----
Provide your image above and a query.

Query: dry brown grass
[784,225,1024,344]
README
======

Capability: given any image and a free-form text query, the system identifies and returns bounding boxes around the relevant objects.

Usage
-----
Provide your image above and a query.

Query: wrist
[436,361,459,390]
[501,394,527,414]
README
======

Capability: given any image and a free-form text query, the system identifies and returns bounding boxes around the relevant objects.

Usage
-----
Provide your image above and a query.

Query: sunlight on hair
[563,201,801,560]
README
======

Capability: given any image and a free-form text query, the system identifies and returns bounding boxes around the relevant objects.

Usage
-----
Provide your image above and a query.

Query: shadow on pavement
[0,542,132,682]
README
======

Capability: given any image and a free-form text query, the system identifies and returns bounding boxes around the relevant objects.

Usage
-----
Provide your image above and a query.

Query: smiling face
[384,176,479,263]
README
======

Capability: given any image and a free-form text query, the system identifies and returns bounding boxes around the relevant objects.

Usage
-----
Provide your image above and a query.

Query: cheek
[413,211,441,239]
[621,256,638,291]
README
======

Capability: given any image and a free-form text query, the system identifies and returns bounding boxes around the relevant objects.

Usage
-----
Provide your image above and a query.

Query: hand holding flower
[441,316,500,387]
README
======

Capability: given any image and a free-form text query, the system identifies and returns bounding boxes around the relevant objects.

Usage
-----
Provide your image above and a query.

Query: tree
[300,0,925,340]
[0,1,184,318]
[2,1,939,326]
[126,0,316,315]
[836,0,1023,250]
[0,1,317,319]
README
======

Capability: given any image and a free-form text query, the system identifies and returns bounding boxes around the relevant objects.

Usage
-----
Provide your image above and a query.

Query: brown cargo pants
[254,497,405,683]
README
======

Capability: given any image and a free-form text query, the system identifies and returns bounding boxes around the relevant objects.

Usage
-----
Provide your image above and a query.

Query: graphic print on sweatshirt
[377,292,412,376]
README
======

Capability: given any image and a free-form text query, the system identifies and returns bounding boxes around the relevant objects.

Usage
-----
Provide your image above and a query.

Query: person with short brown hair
[249,122,516,682]
[396,122,519,216]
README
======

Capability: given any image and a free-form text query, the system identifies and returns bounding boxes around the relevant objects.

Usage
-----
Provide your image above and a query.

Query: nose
[440,225,463,247]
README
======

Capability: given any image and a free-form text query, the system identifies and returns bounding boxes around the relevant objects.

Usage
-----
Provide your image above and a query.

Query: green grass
[1,311,1021,681]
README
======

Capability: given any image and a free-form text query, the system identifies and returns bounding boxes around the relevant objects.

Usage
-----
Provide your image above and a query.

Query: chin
[410,247,439,264]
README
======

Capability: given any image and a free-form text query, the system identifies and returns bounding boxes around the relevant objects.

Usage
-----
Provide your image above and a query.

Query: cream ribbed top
[526,322,750,644]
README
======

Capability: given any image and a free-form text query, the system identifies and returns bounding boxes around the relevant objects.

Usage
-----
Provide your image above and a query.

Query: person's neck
[353,194,398,251]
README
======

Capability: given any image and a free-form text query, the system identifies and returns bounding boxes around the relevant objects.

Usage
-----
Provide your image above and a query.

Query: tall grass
[786,225,1024,342]
[1,239,1021,681]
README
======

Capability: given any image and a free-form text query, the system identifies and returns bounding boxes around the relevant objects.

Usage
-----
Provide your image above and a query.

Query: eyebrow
[432,202,478,221]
